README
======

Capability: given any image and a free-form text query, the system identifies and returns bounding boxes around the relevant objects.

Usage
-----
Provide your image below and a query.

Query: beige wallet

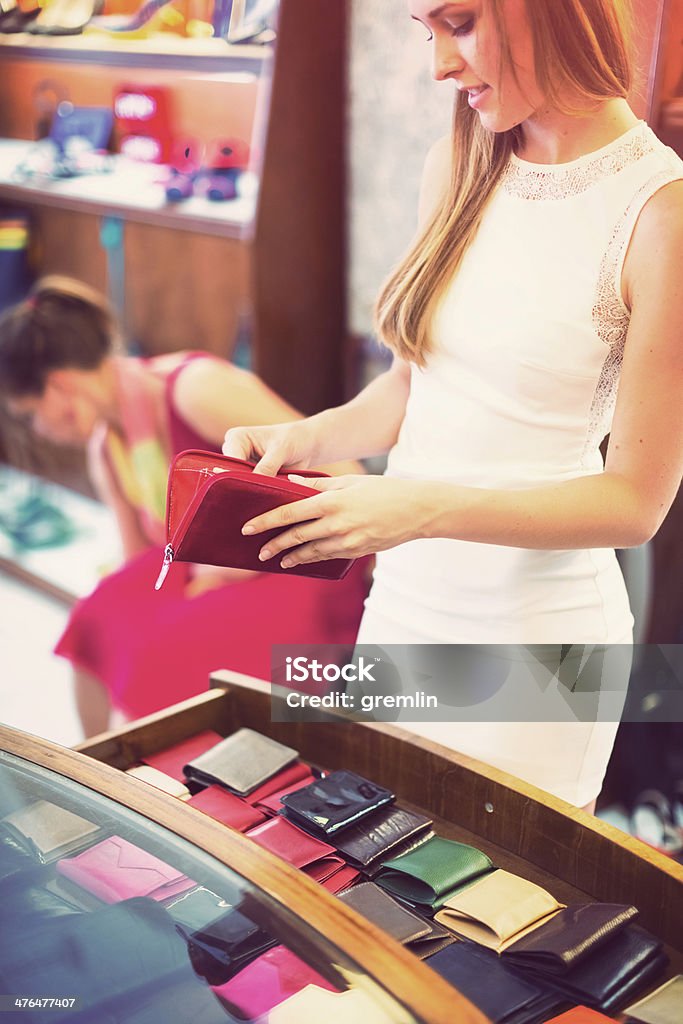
[267,984,414,1024]
[125,765,192,800]
[3,800,100,861]
[434,868,564,952]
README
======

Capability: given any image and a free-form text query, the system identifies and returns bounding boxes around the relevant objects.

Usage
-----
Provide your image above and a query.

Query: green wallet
[376,835,494,910]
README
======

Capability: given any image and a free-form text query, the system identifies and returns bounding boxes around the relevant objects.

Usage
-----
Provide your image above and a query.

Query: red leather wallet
[254,776,318,816]
[544,1009,618,1023]
[246,816,344,883]
[142,730,224,782]
[155,450,355,588]
[187,785,267,833]
[244,761,315,808]
[321,864,361,894]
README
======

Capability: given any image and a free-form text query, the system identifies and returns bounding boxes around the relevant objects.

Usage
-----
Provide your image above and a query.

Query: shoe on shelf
[192,137,250,202]
[86,0,185,41]
[28,0,103,36]
[164,138,203,204]
[630,789,683,856]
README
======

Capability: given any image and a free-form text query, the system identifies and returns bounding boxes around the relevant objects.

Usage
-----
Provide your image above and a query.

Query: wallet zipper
[154,543,175,591]
[157,462,327,592]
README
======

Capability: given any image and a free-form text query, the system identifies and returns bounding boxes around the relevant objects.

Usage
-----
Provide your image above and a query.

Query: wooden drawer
[70,670,683,1011]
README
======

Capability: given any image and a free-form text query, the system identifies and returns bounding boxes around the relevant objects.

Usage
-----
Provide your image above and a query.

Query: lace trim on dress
[502,125,655,200]
[581,168,681,460]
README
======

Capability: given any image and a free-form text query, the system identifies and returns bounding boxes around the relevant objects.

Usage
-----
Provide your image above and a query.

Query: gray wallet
[339,881,455,959]
[2,801,101,863]
[183,728,298,796]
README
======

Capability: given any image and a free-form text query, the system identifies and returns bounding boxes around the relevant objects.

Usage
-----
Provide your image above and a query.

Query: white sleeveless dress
[356,121,683,805]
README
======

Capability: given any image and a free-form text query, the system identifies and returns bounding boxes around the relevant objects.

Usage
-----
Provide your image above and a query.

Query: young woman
[222,0,683,810]
[0,277,369,736]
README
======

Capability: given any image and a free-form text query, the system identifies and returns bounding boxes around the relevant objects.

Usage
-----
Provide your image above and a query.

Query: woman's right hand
[222,419,321,476]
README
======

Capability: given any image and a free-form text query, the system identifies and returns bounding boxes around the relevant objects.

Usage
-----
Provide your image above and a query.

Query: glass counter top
[0,748,421,1024]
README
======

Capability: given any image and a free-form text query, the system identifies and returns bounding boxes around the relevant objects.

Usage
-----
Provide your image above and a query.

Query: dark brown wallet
[155,450,355,588]
[327,804,433,875]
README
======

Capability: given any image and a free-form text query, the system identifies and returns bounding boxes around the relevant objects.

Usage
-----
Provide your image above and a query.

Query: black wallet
[503,902,639,973]
[280,770,395,835]
[184,907,277,986]
[329,805,433,875]
[426,940,566,1024]
[339,882,454,959]
[514,925,667,1014]
[183,728,298,796]
[163,885,238,932]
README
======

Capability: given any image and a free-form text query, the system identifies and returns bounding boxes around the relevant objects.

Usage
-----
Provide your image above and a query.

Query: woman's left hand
[242,474,430,567]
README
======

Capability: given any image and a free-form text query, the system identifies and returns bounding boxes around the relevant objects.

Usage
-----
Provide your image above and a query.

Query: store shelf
[0,30,271,72]
[0,139,257,238]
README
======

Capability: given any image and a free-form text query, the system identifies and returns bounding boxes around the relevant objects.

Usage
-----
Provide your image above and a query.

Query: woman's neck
[517,97,640,165]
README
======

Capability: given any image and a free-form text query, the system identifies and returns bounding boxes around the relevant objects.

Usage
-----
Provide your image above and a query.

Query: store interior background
[0,0,682,851]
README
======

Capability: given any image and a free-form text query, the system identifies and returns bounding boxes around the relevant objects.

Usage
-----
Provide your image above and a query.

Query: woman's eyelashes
[446,16,474,37]
[420,16,475,42]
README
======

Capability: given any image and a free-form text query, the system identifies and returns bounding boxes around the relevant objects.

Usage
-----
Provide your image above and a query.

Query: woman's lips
[467,84,490,109]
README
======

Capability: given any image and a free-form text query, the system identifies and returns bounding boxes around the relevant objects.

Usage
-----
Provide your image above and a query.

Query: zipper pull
[154,544,174,591]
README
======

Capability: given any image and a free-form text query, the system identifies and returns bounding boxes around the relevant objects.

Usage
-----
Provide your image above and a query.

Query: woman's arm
[223,137,452,473]
[238,180,683,566]
[173,355,407,471]
[86,424,148,561]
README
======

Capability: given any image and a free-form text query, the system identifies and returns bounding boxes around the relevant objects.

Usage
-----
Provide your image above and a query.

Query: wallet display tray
[68,672,683,1022]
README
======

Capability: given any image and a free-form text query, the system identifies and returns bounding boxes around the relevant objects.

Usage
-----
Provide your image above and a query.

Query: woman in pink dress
[0,277,368,735]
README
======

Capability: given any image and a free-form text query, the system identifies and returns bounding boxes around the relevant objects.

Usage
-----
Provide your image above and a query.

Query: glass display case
[0,725,478,1023]
[1,669,682,1023]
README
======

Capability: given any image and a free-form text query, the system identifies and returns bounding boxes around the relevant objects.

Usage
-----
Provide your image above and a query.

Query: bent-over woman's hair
[375,0,633,365]
[0,276,119,397]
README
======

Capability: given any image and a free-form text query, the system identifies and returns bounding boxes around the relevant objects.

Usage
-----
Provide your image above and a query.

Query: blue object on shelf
[50,105,114,153]
[99,216,126,327]
[213,0,234,37]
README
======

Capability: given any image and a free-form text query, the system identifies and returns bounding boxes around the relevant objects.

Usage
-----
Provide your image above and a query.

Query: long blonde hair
[375,0,633,365]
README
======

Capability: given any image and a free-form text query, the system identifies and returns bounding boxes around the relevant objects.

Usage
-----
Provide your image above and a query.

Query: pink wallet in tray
[56,835,196,904]
[212,945,339,1019]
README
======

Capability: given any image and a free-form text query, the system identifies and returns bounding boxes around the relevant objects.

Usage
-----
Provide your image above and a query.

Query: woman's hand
[222,419,322,476]
[241,474,432,566]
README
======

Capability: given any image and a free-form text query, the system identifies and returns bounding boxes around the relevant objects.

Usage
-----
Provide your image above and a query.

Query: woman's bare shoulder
[623,177,683,306]
[171,355,244,411]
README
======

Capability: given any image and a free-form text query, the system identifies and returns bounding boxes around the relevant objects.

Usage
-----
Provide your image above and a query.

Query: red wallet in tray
[155,450,355,589]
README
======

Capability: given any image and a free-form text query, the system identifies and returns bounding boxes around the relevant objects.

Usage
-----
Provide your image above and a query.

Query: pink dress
[55,355,369,719]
